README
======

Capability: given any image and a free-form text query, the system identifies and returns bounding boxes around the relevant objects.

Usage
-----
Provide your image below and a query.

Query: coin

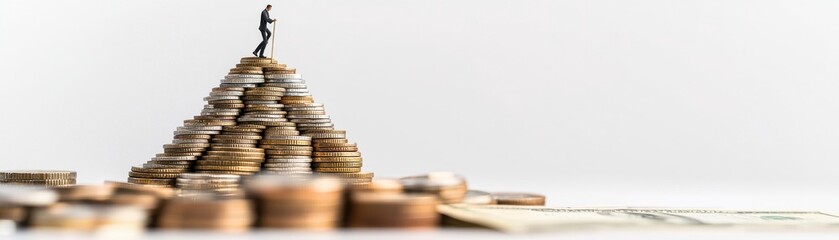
[0,170,76,180]
[491,192,545,206]
[347,193,440,229]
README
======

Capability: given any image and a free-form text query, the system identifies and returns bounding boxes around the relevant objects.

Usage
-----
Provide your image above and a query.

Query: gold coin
[312,138,348,144]
[242,96,283,101]
[491,192,546,206]
[312,157,362,163]
[195,165,261,172]
[288,110,326,115]
[127,177,175,185]
[209,147,264,153]
[313,162,362,168]
[265,150,312,156]
[320,172,374,178]
[0,179,76,186]
[201,156,265,161]
[131,167,189,173]
[280,100,314,104]
[128,171,181,179]
[211,139,259,144]
[260,145,312,151]
[312,152,361,157]
[314,142,357,148]
[148,160,193,165]
[0,170,76,180]
[161,152,203,157]
[228,70,263,74]
[205,151,265,157]
[174,134,212,139]
[194,170,256,176]
[213,135,263,140]
[195,160,262,167]
[314,146,359,152]
[164,148,206,153]
[260,139,311,146]
[263,130,300,135]
[313,167,361,173]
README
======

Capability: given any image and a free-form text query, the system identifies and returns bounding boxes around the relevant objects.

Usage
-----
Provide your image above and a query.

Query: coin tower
[127,57,372,189]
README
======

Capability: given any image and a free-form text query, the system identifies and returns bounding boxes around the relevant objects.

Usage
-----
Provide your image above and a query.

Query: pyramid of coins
[127,57,372,190]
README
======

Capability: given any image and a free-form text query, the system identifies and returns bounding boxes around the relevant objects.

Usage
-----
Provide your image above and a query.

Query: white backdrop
[1,0,839,210]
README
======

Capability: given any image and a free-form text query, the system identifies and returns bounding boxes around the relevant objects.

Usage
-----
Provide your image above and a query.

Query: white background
[2,0,839,213]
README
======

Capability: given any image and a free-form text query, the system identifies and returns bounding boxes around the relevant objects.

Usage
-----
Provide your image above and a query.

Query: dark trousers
[254,28,271,56]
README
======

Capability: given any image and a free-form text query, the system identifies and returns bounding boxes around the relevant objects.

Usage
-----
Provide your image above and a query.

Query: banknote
[438,204,839,233]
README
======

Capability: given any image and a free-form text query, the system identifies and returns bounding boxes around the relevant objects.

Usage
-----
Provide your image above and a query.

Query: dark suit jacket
[259,9,275,30]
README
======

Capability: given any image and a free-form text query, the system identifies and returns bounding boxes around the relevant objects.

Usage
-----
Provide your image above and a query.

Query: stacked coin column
[257,68,314,174]
[194,57,273,177]
[263,73,374,187]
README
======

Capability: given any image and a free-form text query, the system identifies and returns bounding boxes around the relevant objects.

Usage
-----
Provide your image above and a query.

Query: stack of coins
[491,192,546,206]
[0,170,76,187]
[197,125,266,176]
[54,185,115,202]
[105,181,174,226]
[127,57,375,189]
[246,175,343,229]
[127,163,190,187]
[176,173,242,198]
[347,193,439,229]
[0,185,59,226]
[260,129,313,175]
[29,203,147,234]
[400,172,468,204]
[310,133,370,187]
[156,195,254,231]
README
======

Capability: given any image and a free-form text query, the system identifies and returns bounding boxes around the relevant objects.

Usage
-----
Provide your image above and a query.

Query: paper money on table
[438,204,839,233]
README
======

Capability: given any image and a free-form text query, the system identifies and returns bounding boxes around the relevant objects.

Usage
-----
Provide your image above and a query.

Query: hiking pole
[270,21,277,59]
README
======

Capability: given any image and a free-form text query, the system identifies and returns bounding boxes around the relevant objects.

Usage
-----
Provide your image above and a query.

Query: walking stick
[270,21,277,59]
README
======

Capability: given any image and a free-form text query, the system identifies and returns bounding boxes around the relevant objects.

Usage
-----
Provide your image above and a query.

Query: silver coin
[286,114,329,119]
[248,103,284,108]
[204,96,240,101]
[209,92,244,97]
[283,107,324,112]
[220,83,258,88]
[304,133,346,139]
[225,74,264,78]
[200,112,239,116]
[152,156,198,161]
[265,79,305,84]
[289,118,332,124]
[238,117,288,122]
[241,114,284,118]
[262,162,311,168]
[261,83,306,89]
[284,103,323,108]
[174,130,220,135]
[172,139,210,144]
[177,126,223,131]
[263,168,312,172]
[284,88,309,93]
[163,143,210,148]
[263,135,312,141]
[298,126,334,130]
[283,92,312,97]
[179,173,241,180]
[221,78,264,84]
[264,73,302,79]
[201,109,240,113]
[265,156,311,160]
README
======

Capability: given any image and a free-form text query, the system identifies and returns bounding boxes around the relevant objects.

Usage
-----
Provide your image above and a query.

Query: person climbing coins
[253,4,276,58]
